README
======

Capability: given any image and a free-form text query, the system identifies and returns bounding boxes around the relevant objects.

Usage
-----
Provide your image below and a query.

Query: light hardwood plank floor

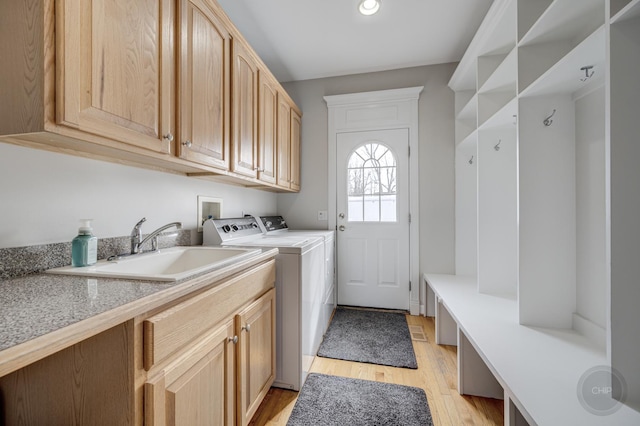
[249,314,503,426]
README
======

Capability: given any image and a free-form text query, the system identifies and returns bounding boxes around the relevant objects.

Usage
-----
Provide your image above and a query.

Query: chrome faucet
[130,217,182,254]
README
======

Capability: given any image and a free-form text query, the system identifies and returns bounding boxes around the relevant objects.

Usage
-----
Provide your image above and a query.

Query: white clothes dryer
[257,216,336,335]
[203,216,324,391]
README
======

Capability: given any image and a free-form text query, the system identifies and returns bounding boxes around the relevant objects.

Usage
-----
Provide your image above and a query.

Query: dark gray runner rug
[317,307,418,369]
[286,373,433,426]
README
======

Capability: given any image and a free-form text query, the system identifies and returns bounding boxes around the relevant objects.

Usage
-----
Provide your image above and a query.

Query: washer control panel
[203,217,262,245]
[260,215,288,232]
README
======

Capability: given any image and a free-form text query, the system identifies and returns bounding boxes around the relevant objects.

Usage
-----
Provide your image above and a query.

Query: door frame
[324,87,423,315]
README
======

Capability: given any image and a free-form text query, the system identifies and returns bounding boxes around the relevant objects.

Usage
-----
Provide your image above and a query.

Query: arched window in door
[347,142,397,222]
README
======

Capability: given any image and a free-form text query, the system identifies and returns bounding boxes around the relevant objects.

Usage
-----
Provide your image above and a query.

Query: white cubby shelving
[519,25,605,98]
[478,47,517,94]
[610,0,640,21]
[444,0,640,421]
[609,10,640,414]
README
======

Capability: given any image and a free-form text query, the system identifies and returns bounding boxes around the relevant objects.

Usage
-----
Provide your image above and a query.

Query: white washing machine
[257,216,336,336]
[202,216,324,391]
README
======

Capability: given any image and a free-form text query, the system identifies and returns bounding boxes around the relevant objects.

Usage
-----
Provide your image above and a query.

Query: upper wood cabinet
[56,0,174,154]
[257,72,278,185]
[176,0,231,171]
[231,39,259,179]
[277,95,301,191]
[0,0,301,192]
[290,109,302,191]
[276,95,292,188]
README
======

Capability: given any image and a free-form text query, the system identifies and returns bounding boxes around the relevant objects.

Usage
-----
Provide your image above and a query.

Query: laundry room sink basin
[46,246,261,282]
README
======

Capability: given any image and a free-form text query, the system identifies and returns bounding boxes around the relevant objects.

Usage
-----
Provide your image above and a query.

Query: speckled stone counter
[0,274,175,352]
[0,247,278,377]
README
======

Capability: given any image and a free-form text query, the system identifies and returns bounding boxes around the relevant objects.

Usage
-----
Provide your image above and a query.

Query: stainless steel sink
[46,246,261,282]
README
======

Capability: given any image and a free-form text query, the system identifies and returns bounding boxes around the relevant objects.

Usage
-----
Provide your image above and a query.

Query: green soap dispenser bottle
[72,219,98,267]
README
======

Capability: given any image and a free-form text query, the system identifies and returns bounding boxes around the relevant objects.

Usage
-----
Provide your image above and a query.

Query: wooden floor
[249,314,503,426]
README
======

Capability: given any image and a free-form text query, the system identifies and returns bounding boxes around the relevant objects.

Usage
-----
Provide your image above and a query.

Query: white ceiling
[217,0,494,83]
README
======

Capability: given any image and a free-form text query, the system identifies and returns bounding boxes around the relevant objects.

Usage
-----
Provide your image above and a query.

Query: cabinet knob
[229,335,238,344]
[182,140,192,148]
[242,324,251,333]
[163,133,174,142]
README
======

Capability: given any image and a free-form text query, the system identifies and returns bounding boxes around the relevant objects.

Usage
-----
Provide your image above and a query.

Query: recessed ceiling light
[359,0,380,16]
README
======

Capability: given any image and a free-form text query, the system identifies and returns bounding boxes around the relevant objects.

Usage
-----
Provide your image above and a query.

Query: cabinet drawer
[143,260,275,370]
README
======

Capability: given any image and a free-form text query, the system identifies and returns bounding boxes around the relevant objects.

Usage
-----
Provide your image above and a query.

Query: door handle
[338,213,345,219]
[339,225,345,231]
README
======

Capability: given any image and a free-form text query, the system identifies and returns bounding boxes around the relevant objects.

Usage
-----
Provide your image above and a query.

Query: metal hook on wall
[543,109,556,127]
[469,155,474,165]
[494,140,501,151]
[580,65,594,82]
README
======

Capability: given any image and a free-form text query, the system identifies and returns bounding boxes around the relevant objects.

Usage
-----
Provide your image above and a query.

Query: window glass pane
[347,142,397,222]
[380,194,396,221]
[348,196,363,221]
[363,195,380,221]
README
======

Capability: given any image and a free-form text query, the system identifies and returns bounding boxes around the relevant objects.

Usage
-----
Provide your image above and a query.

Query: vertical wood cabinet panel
[236,288,276,426]
[232,39,259,178]
[258,72,278,184]
[276,96,291,188]
[290,109,302,191]
[177,0,230,171]
[0,322,134,425]
[56,0,174,154]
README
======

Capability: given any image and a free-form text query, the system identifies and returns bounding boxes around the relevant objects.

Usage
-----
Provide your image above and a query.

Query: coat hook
[469,155,473,165]
[580,65,594,82]
[494,140,501,151]
[543,109,556,127]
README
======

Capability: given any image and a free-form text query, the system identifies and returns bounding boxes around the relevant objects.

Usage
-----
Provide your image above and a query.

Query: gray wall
[0,143,277,248]
[278,63,457,274]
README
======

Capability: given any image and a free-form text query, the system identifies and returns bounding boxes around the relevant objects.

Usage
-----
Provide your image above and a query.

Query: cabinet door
[276,95,291,188]
[56,0,174,154]
[232,39,259,178]
[258,72,278,184]
[177,0,230,170]
[290,109,302,191]
[145,320,236,426]
[236,288,276,426]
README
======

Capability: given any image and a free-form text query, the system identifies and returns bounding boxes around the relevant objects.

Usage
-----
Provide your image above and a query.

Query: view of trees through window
[347,142,397,222]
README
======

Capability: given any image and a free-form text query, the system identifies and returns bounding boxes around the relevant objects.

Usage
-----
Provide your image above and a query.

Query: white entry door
[336,129,410,310]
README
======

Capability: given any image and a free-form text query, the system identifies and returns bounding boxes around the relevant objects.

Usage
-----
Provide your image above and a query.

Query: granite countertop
[0,247,278,377]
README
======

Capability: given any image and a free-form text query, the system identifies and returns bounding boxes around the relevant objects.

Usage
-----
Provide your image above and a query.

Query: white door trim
[325,86,423,315]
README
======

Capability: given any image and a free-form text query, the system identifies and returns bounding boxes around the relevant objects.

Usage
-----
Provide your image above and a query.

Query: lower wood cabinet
[141,261,276,426]
[145,319,237,426]
[0,260,276,426]
[236,289,276,426]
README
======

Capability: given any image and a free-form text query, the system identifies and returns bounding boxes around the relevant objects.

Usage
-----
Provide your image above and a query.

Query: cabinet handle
[163,133,174,142]
[229,335,238,344]
[242,324,251,332]
[182,140,192,148]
